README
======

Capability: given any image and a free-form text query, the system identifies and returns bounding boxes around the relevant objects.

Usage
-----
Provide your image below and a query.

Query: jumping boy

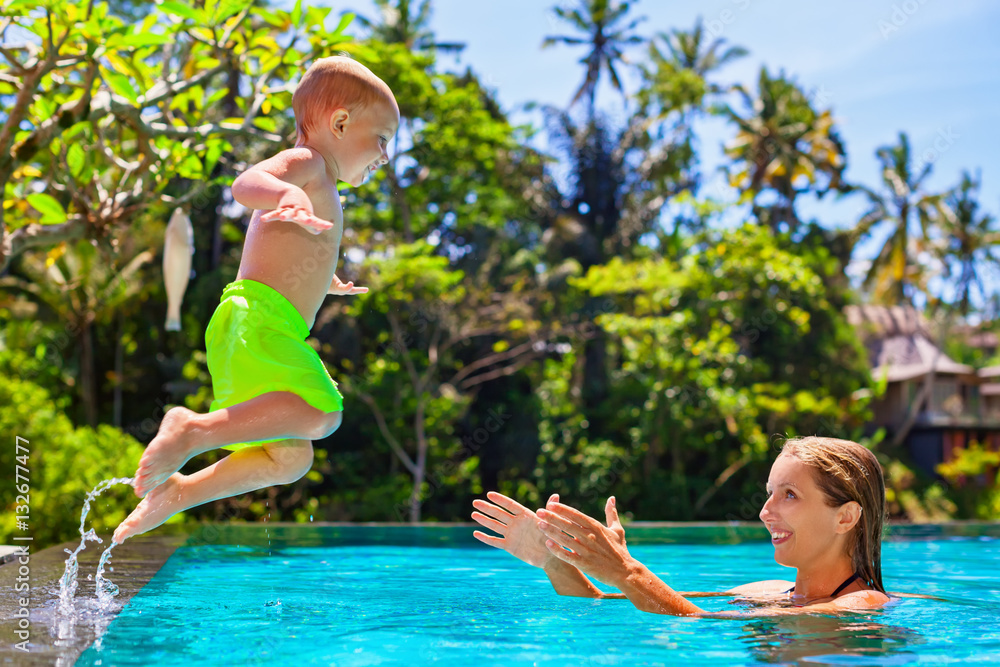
[113,57,399,542]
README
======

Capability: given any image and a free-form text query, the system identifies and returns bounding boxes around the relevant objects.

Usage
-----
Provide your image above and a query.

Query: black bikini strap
[785,572,862,597]
[830,572,862,598]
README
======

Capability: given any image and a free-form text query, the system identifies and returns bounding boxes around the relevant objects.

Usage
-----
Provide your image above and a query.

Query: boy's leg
[114,438,314,543]
[133,391,342,498]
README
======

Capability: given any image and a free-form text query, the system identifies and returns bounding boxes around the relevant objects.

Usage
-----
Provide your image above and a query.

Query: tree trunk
[113,311,124,427]
[408,464,425,523]
[582,296,609,426]
[80,318,98,426]
[408,400,429,523]
[387,168,414,244]
[387,118,414,243]
[211,212,223,270]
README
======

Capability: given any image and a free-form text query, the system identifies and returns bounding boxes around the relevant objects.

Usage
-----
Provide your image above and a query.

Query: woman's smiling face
[759,453,847,569]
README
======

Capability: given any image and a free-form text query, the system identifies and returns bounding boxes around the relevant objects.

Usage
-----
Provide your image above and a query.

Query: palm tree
[542,0,646,116]
[638,18,746,218]
[852,133,949,305]
[935,171,1000,316]
[642,17,747,114]
[354,0,465,54]
[723,67,846,233]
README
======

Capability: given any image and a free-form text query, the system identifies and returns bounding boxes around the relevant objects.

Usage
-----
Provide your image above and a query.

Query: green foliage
[1,0,355,268]
[0,311,74,408]
[936,442,1000,519]
[331,243,487,520]
[535,225,874,519]
[0,374,145,549]
[883,458,956,523]
[341,40,540,242]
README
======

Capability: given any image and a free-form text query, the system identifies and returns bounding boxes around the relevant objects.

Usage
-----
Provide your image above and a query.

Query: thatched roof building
[845,305,1000,476]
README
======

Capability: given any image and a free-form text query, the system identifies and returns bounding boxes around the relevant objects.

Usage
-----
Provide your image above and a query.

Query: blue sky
[339,0,999,268]
[391,1,996,204]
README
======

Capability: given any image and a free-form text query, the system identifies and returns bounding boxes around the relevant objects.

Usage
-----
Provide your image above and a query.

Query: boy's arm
[231,147,333,234]
[328,274,368,296]
[231,146,322,210]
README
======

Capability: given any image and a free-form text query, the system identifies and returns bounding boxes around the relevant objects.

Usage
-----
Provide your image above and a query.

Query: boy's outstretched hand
[260,205,335,235]
[328,274,369,295]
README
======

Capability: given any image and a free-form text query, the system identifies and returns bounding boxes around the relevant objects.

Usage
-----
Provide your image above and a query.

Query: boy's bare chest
[304,181,343,232]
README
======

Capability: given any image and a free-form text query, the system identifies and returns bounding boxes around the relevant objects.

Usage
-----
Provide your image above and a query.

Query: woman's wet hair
[780,436,887,594]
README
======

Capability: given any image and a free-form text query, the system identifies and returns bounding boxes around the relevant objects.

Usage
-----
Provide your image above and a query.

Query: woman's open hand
[537,496,633,588]
[472,491,561,569]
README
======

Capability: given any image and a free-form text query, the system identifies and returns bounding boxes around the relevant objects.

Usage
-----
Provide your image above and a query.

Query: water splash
[57,477,133,615]
[94,541,121,610]
[58,528,100,617]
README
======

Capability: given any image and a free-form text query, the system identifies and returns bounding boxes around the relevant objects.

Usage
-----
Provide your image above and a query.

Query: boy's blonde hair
[292,56,395,142]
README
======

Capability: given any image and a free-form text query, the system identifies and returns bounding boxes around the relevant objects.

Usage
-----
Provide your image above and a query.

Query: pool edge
[0,531,188,665]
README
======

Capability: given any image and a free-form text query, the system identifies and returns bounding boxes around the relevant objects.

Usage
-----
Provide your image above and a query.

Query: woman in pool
[471,436,891,616]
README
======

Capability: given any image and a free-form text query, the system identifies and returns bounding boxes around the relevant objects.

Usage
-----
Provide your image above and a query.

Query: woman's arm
[725,581,795,596]
[472,492,608,598]
[542,559,606,598]
[614,558,706,615]
[537,497,705,615]
[539,500,892,617]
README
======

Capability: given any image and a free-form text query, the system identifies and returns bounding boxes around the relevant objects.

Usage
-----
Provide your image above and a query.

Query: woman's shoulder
[835,588,892,609]
[725,580,795,596]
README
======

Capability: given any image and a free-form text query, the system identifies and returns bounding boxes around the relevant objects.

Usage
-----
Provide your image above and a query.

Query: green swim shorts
[205,278,343,451]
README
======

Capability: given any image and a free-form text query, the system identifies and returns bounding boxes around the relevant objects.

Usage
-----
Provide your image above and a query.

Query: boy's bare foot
[133,407,197,498]
[113,473,186,543]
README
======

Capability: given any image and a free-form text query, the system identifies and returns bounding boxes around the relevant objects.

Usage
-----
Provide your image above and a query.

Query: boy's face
[329,99,400,187]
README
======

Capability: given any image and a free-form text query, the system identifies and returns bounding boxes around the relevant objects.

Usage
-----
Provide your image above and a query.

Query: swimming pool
[10,523,1000,665]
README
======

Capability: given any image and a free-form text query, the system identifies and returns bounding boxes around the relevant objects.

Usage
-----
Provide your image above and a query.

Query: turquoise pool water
[77,526,1000,666]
